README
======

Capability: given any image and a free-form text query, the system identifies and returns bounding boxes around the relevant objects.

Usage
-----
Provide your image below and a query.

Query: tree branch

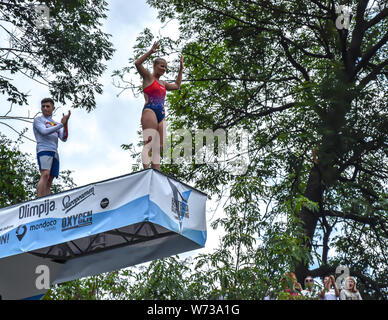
[358,58,388,89]
[355,30,388,75]
[320,215,333,265]
[279,36,310,81]
[364,7,388,30]
[346,0,369,75]
[280,34,332,59]
[251,102,296,119]
[215,102,296,131]
[310,0,329,11]
[0,121,35,142]
[323,209,378,226]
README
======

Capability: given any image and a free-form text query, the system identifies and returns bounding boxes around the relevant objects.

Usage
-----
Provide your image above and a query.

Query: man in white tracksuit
[33,98,71,198]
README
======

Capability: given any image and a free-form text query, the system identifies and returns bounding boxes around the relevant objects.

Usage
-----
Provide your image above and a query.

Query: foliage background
[0,0,386,300]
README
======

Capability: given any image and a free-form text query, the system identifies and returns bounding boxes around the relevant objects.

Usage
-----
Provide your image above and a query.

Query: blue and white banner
[0,169,207,299]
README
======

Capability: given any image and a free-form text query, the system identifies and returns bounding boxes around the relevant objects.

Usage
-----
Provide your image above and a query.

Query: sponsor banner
[0,169,207,259]
[150,173,206,240]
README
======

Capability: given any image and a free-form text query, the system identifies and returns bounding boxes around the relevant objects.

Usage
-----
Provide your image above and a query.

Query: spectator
[318,275,340,300]
[301,275,318,299]
[280,272,302,299]
[340,277,362,300]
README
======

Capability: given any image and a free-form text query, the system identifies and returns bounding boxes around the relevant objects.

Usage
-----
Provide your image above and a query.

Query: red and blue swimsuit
[143,79,166,123]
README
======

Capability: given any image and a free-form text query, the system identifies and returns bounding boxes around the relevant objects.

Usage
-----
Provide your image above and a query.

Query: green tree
[114,0,387,299]
[0,0,114,111]
[44,270,128,300]
[0,134,31,206]
[45,256,194,300]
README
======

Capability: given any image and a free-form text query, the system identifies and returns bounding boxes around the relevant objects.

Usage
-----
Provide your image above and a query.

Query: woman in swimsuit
[135,41,183,170]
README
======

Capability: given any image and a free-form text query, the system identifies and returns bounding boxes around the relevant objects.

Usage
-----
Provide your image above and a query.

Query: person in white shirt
[340,277,362,300]
[301,275,318,299]
[318,274,340,300]
[33,98,70,197]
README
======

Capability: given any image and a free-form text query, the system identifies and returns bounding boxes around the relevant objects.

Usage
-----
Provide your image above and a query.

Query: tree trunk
[294,162,323,283]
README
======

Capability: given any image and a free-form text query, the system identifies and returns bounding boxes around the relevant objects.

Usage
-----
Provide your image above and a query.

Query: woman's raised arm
[164,56,184,91]
[135,42,159,82]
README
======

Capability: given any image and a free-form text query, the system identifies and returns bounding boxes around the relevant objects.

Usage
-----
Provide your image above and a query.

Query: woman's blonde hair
[344,276,358,292]
[153,57,167,66]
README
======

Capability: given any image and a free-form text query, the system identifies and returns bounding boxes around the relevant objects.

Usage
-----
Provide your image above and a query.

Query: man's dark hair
[304,275,314,286]
[322,274,331,282]
[41,97,54,106]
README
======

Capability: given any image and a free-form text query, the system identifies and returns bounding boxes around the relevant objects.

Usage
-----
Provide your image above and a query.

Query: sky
[0,0,223,255]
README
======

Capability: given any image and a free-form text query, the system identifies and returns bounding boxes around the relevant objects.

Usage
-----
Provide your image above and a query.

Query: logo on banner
[62,187,95,213]
[100,198,109,209]
[16,225,27,241]
[0,225,13,233]
[167,178,191,234]
[0,233,10,245]
[29,220,57,233]
[61,210,93,231]
[18,199,56,220]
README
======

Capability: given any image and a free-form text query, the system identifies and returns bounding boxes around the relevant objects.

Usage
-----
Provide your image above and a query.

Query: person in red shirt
[280,272,303,299]
[135,41,183,170]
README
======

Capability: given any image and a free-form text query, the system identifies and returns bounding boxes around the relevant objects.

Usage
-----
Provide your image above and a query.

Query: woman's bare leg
[151,119,166,171]
[141,109,159,169]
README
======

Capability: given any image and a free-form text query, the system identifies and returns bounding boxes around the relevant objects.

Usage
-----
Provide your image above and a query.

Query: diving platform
[0,169,207,300]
